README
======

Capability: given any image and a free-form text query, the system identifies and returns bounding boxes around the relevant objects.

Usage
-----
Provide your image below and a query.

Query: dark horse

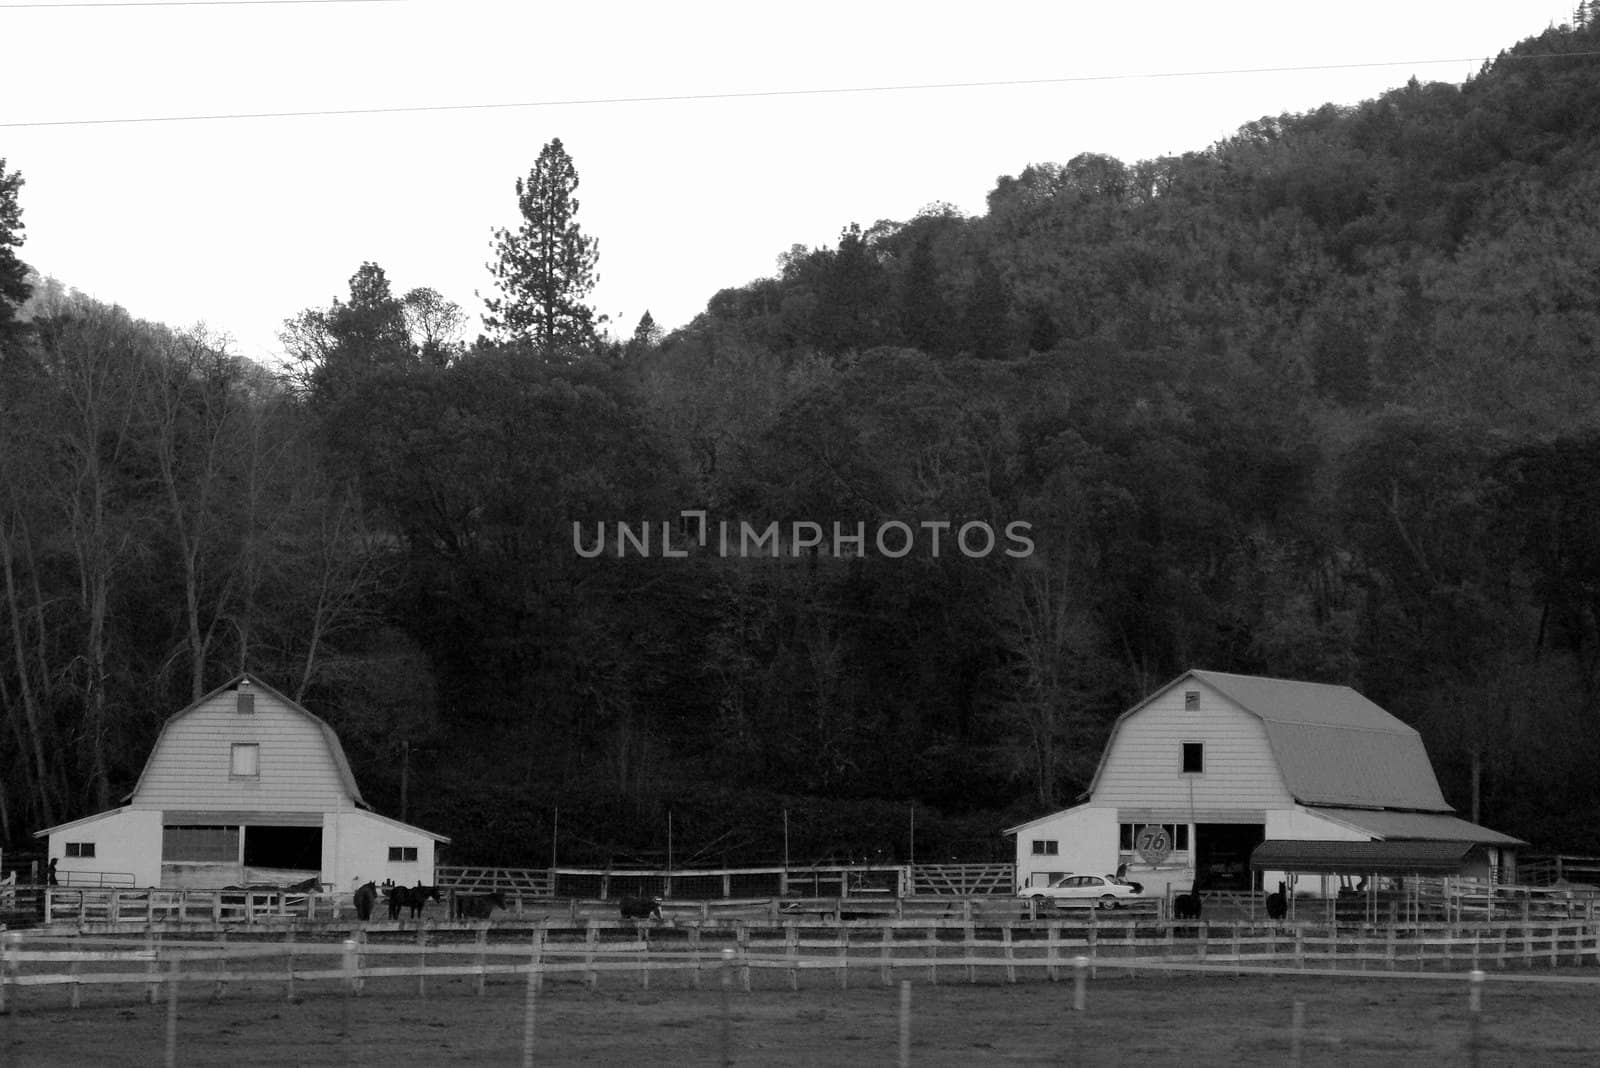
[353,881,378,921]
[387,883,441,920]
[454,891,508,920]
[619,895,663,920]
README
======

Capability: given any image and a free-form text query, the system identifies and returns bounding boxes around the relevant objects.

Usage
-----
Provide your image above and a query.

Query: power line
[5,52,1596,130]
[1,0,401,8]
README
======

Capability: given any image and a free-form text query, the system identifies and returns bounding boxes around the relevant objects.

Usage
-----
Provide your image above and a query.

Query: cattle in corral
[619,896,663,920]
[1266,881,1288,922]
[1173,890,1203,921]
[353,881,378,921]
[455,890,508,920]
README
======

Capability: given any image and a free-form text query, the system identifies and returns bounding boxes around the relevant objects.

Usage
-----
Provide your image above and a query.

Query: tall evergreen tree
[0,160,32,353]
[483,138,601,358]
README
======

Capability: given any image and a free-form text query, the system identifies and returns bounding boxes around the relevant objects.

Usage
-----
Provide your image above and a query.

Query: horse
[287,875,321,893]
[388,883,441,920]
[353,881,378,921]
[454,890,508,920]
[1266,881,1288,922]
[619,895,663,920]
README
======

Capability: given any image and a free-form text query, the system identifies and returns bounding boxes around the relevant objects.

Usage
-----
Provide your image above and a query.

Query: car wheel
[1098,895,1119,909]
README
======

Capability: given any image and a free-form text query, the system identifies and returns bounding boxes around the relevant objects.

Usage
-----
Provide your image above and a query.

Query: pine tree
[483,138,601,358]
[0,160,33,353]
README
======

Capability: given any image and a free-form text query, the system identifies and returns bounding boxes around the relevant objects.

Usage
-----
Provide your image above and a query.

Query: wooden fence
[4,916,1599,1015]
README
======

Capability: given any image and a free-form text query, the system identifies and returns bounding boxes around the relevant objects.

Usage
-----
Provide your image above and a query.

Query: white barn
[34,673,448,890]
[1007,669,1522,899]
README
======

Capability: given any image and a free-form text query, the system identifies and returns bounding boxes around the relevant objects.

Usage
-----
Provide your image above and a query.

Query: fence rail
[3,916,1598,1015]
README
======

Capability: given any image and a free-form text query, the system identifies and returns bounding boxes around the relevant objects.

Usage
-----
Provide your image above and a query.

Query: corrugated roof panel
[1192,670,1412,732]
[1309,807,1525,845]
[1250,839,1475,875]
[1264,721,1451,810]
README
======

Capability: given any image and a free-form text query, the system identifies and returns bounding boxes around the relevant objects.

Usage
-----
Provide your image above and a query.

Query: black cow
[454,890,508,920]
[353,881,378,921]
[619,895,663,920]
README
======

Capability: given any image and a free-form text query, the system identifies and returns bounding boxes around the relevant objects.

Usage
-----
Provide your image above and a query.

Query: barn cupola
[236,677,255,715]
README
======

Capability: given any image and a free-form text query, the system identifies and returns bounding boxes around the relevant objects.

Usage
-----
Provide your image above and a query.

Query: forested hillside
[5,19,1600,866]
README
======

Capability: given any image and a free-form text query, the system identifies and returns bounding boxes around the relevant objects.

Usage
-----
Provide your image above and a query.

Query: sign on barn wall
[1135,825,1173,865]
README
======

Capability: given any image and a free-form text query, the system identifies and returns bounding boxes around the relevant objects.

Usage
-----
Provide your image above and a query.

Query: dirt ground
[5,969,1600,1066]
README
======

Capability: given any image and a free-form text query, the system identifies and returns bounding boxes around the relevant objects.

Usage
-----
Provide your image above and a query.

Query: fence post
[897,980,912,1068]
[738,925,751,993]
[785,924,798,992]
[720,947,735,1068]
[1468,968,1484,1067]
[880,925,893,987]
[213,929,228,1001]
[521,943,540,1068]
[584,921,598,990]
[476,925,489,996]
[146,927,160,1005]
[416,924,427,999]
[343,938,360,996]
[285,929,297,1002]
[0,931,18,1015]
[1072,955,1087,1012]
[1289,1000,1305,1068]
[164,957,180,1068]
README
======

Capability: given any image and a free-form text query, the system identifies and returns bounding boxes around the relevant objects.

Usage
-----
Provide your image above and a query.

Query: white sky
[0,1,1579,368]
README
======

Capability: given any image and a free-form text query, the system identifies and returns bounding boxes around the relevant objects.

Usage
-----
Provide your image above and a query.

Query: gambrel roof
[126,671,366,806]
[1087,669,1452,812]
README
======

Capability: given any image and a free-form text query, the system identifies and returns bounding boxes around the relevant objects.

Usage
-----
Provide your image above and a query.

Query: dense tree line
[6,22,1600,867]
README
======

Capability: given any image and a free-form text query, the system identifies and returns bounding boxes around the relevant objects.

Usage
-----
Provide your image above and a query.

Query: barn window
[1184,690,1200,710]
[1030,840,1058,856]
[65,842,95,858]
[1182,742,1204,774]
[389,846,419,862]
[230,743,260,778]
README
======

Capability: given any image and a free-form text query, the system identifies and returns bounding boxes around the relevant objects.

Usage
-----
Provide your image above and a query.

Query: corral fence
[436,862,1015,899]
[1520,854,1600,886]
[5,916,1600,1015]
[13,877,1600,931]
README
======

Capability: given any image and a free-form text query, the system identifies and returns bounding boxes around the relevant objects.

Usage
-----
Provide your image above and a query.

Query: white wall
[135,688,350,811]
[50,809,163,886]
[1092,680,1294,813]
[325,811,438,891]
[1014,806,1118,890]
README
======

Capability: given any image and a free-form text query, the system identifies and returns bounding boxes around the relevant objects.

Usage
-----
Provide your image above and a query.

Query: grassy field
[4,968,1600,1066]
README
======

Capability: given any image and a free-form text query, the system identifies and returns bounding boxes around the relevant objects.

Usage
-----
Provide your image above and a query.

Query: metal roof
[1308,807,1524,846]
[1190,670,1451,811]
[1250,839,1477,876]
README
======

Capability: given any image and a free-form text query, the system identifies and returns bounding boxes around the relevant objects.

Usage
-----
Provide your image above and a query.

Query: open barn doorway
[1196,823,1265,891]
[242,826,322,874]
